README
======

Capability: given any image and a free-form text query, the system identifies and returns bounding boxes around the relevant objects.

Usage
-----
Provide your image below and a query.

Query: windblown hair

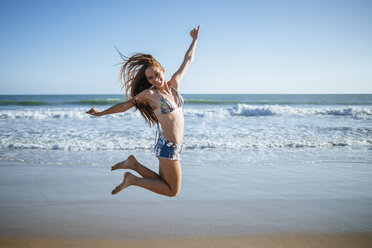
[117,50,163,126]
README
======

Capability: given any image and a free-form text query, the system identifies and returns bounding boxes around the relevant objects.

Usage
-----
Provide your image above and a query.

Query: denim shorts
[154,133,182,160]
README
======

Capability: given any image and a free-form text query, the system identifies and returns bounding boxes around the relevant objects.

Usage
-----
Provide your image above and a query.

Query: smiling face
[145,66,165,88]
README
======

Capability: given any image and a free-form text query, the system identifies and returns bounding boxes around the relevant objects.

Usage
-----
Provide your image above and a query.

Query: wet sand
[1,232,372,248]
[0,161,371,247]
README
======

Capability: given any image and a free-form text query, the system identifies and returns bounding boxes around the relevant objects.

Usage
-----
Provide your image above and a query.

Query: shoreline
[1,161,372,245]
[1,232,372,248]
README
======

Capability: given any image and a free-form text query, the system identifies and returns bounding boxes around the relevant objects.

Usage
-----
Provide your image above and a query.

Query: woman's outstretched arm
[86,100,134,116]
[170,25,200,90]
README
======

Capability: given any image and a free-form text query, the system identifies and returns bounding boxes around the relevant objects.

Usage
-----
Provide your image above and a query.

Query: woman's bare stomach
[157,109,184,145]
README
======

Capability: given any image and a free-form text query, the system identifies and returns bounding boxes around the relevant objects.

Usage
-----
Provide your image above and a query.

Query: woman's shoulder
[145,87,158,97]
[133,87,158,102]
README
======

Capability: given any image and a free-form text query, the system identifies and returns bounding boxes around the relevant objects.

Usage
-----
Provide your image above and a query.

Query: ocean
[0,94,371,167]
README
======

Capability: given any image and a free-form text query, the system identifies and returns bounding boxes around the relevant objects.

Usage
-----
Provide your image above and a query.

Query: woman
[86,25,200,197]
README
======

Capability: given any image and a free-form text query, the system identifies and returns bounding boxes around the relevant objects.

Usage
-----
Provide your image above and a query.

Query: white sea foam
[1,105,371,120]
[227,104,372,117]
[1,95,372,167]
[0,108,141,119]
[1,124,371,152]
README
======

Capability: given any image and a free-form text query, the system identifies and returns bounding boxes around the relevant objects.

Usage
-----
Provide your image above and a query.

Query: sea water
[0,94,371,167]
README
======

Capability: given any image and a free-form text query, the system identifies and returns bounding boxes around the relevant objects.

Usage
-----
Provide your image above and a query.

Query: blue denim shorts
[154,133,182,160]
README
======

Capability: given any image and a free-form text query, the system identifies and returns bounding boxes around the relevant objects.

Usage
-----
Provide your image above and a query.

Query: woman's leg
[111,155,159,178]
[111,157,182,197]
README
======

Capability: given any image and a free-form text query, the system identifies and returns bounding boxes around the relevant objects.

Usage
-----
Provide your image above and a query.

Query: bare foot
[111,155,138,171]
[111,172,134,195]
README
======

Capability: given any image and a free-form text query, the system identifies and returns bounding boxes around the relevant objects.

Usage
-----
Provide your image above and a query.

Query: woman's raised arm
[170,25,200,90]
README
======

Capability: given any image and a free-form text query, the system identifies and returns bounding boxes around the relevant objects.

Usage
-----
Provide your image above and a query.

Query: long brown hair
[117,50,163,126]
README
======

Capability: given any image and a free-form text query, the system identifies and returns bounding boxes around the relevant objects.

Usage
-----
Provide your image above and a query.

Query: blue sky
[0,0,371,94]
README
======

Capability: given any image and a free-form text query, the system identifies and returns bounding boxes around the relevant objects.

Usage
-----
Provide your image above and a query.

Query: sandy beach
[1,161,371,247]
[1,232,371,248]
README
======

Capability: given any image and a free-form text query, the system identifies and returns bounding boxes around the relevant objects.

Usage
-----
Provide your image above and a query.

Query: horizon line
[1,93,372,95]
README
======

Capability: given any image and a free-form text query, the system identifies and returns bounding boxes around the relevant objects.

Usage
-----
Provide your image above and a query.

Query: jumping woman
[86,25,200,197]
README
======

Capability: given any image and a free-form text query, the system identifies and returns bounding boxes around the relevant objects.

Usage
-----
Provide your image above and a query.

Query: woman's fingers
[190,25,200,39]
[86,107,98,115]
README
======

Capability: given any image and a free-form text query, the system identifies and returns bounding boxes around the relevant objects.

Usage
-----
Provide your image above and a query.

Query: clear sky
[0,0,371,94]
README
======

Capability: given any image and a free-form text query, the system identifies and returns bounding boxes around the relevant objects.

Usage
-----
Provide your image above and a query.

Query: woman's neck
[156,81,172,95]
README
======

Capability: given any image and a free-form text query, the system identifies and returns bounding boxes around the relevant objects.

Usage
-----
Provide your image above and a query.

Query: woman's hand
[86,107,101,116]
[190,25,200,40]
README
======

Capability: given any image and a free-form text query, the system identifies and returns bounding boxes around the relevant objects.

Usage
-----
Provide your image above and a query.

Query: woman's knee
[164,177,181,197]
[167,185,181,197]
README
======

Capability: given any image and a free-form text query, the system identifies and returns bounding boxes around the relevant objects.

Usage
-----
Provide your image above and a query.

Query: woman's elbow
[184,55,193,63]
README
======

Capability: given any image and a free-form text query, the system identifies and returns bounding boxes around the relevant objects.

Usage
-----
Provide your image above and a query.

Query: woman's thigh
[158,157,182,192]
